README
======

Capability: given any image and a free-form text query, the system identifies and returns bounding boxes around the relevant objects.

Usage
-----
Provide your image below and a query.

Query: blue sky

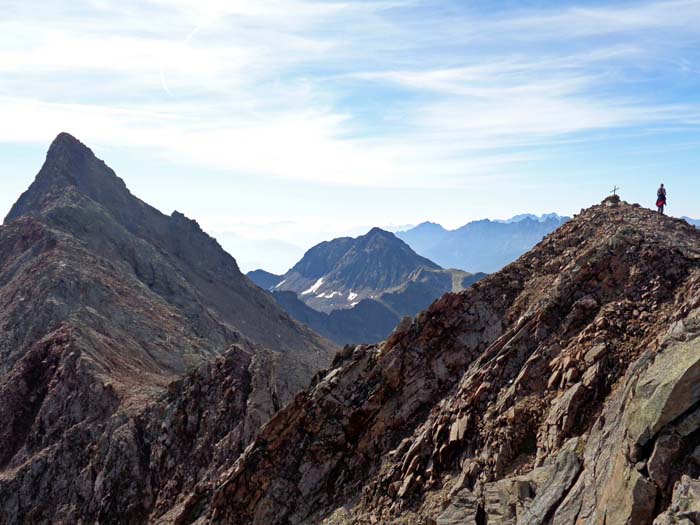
[1,0,699,272]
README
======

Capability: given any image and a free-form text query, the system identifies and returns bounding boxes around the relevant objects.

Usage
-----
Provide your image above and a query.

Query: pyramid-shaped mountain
[249,228,485,344]
[274,227,463,313]
[0,133,335,523]
[3,133,332,365]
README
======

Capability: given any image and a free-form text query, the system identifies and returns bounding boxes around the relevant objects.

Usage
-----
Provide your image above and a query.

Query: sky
[1,0,699,273]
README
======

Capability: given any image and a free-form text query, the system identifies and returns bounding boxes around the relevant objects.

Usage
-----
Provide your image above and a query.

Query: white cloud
[1,0,699,190]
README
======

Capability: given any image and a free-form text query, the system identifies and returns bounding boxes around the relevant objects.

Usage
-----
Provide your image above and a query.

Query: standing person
[657,184,667,214]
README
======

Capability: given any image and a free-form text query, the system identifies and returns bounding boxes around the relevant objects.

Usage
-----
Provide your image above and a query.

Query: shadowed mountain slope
[272,291,402,346]
[247,269,284,291]
[257,268,487,346]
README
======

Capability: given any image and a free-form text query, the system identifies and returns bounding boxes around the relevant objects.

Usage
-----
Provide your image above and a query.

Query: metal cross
[610,186,620,196]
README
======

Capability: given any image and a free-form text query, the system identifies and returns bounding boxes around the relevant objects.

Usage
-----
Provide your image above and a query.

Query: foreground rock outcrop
[205,196,700,525]
[0,134,335,523]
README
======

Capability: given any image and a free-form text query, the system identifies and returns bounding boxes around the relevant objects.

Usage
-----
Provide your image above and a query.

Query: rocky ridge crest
[206,196,700,525]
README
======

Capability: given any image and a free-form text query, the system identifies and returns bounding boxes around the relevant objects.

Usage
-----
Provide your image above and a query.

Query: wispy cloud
[1,0,699,189]
[490,0,700,38]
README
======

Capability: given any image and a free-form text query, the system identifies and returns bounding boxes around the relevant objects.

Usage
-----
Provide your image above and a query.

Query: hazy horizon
[1,133,695,274]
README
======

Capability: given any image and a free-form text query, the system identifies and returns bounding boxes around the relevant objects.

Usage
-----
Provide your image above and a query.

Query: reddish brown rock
[0,134,336,524]
[204,198,700,525]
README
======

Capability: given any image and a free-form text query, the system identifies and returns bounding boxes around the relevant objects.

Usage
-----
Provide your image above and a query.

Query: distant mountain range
[494,212,565,224]
[247,228,485,344]
[683,217,700,227]
[396,213,570,273]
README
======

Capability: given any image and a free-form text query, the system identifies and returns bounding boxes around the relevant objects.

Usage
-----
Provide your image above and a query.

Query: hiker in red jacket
[657,184,667,214]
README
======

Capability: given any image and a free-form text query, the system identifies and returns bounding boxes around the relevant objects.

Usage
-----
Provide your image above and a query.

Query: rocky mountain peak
[366,226,394,238]
[4,133,239,282]
[602,193,621,205]
[46,132,95,164]
[0,136,336,524]
[277,226,444,313]
[5,132,132,225]
[359,227,421,254]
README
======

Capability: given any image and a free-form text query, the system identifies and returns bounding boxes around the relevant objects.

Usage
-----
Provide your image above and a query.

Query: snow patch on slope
[318,291,342,299]
[302,277,325,296]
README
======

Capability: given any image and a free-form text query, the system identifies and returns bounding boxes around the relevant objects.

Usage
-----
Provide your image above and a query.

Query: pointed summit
[5,132,130,224]
[0,136,337,523]
[47,131,91,158]
[278,226,443,312]
[359,227,412,250]
[365,226,393,237]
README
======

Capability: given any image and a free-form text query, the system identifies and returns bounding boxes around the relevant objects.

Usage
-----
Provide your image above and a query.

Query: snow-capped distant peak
[498,213,563,224]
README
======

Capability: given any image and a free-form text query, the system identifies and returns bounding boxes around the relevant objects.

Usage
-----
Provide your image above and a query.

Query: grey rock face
[654,476,700,524]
